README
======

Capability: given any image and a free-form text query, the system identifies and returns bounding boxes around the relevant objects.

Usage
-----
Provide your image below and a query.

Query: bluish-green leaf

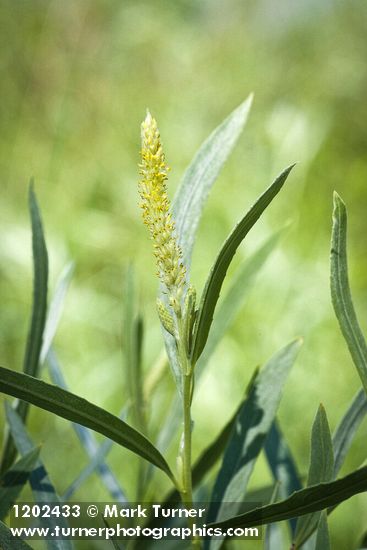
[47,349,127,503]
[206,338,301,548]
[208,465,367,530]
[0,184,49,476]
[333,388,367,477]
[0,447,40,521]
[264,420,302,534]
[191,165,295,365]
[331,192,367,395]
[40,262,74,365]
[294,404,334,547]
[173,95,253,271]
[5,403,73,550]
[0,519,33,549]
[265,483,285,550]
[0,366,174,482]
[161,97,253,394]
[315,511,331,550]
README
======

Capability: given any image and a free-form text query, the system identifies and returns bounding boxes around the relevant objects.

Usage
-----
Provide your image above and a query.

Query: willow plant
[1,99,367,550]
[138,111,199,512]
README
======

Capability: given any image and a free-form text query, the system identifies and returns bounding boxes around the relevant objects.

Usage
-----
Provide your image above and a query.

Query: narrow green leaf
[331,192,367,394]
[264,420,302,534]
[0,447,40,521]
[40,262,74,365]
[173,95,253,271]
[191,165,295,365]
[209,465,367,530]
[161,97,253,394]
[0,366,174,482]
[207,339,302,535]
[5,403,73,550]
[0,184,49,475]
[290,389,367,547]
[333,388,367,477]
[294,405,334,547]
[315,511,331,550]
[22,184,49,379]
[265,483,284,550]
[0,519,33,549]
[47,350,127,502]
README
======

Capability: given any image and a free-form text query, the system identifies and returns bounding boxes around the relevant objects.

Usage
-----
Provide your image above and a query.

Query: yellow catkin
[139,111,186,306]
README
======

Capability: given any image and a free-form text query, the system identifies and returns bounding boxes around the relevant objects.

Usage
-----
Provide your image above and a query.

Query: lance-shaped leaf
[208,465,367,530]
[0,520,33,549]
[5,403,73,550]
[206,338,302,550]
[0,185,48,475]
[173,95,253,271]
[294,405,334,547]
[0,447,40,521]
[293,388,367,547]
[264,420,302,534]
[315,511,331,550]
[191,164,295,365]
[333,388,367,477]
[331,192,367,395]
[0,366,174,482]
[265,483,285,550]
[161,97,253,394]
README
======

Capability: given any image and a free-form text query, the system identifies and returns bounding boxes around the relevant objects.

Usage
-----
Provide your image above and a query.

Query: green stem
[175,314,201,549]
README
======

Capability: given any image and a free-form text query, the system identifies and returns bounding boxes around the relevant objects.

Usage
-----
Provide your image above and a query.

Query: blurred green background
[1,1,367,548]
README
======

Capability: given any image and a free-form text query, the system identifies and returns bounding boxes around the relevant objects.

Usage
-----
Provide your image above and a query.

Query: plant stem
[175,314,201,549]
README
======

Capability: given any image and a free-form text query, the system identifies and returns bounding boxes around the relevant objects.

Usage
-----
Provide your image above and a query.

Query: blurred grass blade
[333,388,367,477]
[264,420,302,534]
[294,404,334,547]
[40,262,74,365]
[208,465,367,530]
[0,447,40,521]
[173,95,253,271]
[0,520,33,549]
[265,483,285,550]
[191,165,295,365]
[315,511,330,550]
[5,403,73,550]
[0,366,174,482]
[206,339,302,537]
[1,184,48,475]
[124,265,146,434]
[198,229,282,372]
[331,192,367,395]
[62,438,114,501]
[47,348,127,502]
[161,97,253,395]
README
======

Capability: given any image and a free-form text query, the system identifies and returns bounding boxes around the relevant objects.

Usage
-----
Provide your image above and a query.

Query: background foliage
[1,1,367,547]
